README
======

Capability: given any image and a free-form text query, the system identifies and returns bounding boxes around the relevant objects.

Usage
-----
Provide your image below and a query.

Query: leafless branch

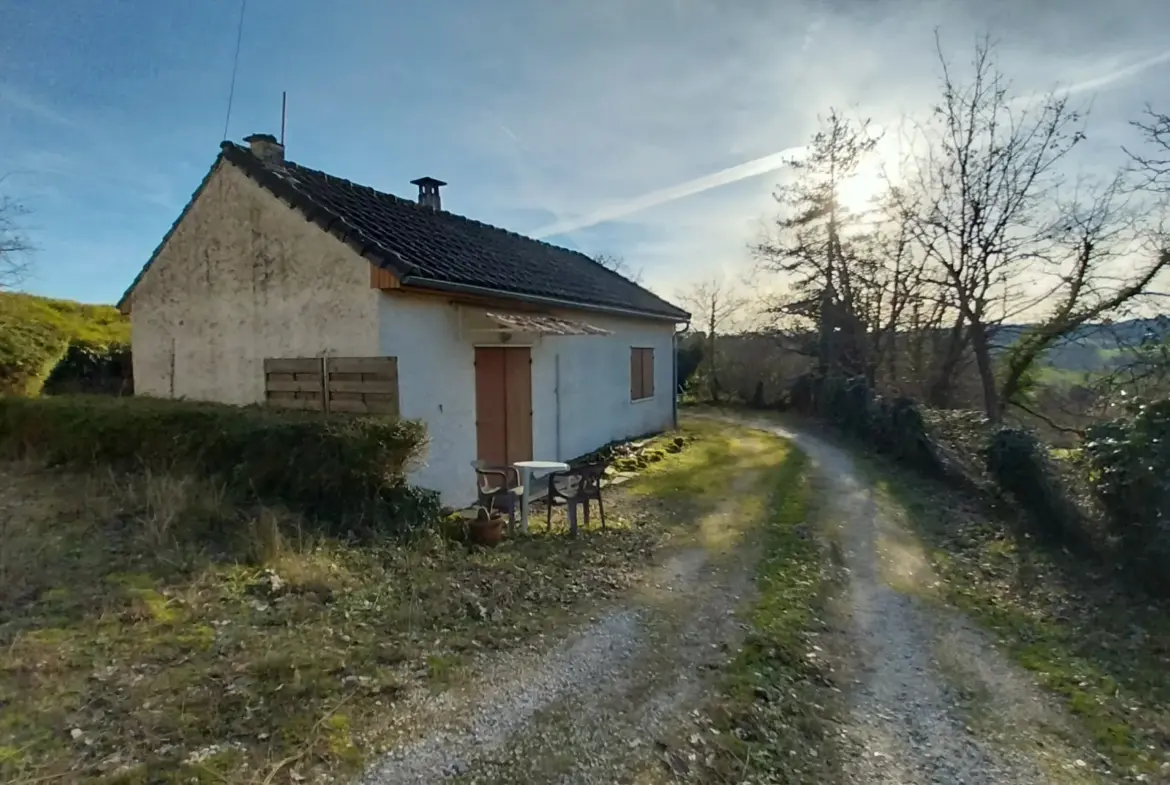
[0,189,33,290]
[592,252,644,285]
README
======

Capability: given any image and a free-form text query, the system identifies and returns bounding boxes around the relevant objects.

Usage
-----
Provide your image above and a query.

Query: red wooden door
[474,347,532,465]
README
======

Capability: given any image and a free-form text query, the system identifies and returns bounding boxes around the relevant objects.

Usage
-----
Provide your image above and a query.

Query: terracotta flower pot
[469,514,507,546]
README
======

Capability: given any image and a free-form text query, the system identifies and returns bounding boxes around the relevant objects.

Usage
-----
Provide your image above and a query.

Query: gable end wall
[129,162,379,404]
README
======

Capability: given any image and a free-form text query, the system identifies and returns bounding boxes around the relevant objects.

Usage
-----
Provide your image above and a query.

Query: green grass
[0,291,128,395]
[698,440,846,784]
[870,462,1170,779]
[632,420,783,505]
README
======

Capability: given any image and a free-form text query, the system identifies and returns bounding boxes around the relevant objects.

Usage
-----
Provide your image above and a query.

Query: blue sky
[2,0,1169,304]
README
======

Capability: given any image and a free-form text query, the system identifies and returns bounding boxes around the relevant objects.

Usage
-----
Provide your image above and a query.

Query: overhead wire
[220,0,248,141]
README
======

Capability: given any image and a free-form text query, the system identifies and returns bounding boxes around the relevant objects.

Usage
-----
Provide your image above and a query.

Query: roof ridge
[214,141,689,320]
[279,162,679,311]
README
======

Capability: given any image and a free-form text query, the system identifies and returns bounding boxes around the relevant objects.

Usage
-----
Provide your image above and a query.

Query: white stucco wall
[129,162,379,403]
[377,295,678,506]
[377,295,478,506]
[534,310,677,465]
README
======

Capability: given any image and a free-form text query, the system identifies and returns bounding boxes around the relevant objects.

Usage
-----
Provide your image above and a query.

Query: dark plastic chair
[546,461,607,537]
[471,461,523,530]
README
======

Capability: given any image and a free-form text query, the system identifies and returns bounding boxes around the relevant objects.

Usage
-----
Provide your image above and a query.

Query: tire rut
[357,487,759,785]
[724,414,1102,785]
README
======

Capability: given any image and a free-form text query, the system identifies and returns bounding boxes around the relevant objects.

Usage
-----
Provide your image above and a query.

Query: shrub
[791,374,942,474]
[0,395,436,536]
[842,376,873,437]
[887,396,942,474]
[1084,399,1170,593]
[985,428,1089,553]
[42,341,132,395]
[788,373,815,414]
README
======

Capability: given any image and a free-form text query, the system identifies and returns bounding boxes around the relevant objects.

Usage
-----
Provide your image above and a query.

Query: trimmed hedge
[0,395,438,536]
[42,342,133,396]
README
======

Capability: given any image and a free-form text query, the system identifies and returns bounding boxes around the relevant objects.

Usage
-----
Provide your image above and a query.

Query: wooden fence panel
[263,358,322,374]
[326,356,399,416]
[262,356,399,416]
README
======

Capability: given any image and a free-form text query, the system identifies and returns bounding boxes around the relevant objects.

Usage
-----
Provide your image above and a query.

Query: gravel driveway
[358,491,759,785]
[743,415,1103,785]
[357,416,1103,785]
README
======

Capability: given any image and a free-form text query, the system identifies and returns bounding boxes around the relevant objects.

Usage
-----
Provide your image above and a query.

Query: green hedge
[0,395,438,536]
[1084,399,1170,593]
[42,342,132,395]
[792,373,942,475]
[984,428,1090,554]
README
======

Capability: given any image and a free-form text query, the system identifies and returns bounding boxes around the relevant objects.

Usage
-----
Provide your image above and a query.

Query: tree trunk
[926,316,967,408]
[969,322,1001,421]
[707,310,718,403]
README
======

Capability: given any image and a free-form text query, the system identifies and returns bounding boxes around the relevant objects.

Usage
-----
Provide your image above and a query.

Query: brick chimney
[244,133,284,166]
[410,177,447,210]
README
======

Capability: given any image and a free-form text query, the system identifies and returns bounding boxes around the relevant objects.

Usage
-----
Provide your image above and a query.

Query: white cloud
[465,1,1170,298]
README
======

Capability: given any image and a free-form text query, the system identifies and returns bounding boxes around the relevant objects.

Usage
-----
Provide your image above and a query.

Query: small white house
[118,133,691,505]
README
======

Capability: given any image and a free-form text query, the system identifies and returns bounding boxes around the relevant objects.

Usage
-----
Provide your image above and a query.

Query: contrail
[531,47,1169,240]
[530,145,805,238]
[1061,47,1170,97]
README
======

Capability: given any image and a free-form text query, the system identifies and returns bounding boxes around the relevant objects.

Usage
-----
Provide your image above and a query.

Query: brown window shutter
[642,349,654,398]
[630,348,640,399]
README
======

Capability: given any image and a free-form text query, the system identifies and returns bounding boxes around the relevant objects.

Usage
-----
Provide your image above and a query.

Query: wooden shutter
[641,349,654,399]
[630,348,654,400]
[630,348,641,399]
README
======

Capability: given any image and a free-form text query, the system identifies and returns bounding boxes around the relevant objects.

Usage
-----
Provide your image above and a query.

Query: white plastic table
[512,460,570,533]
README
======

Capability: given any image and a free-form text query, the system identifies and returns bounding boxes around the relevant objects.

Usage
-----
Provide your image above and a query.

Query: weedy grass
[0,421,755,784]
[695,437,847,785]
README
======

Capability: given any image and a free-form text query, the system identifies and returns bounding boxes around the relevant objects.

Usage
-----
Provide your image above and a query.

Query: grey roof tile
[220,143,690,321]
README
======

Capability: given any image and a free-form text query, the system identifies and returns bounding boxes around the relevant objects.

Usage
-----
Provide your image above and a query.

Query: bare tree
[675,278,748,402]
[1126,107,1170,190]
[998,177,1170,415]
[897,34,1089,421]
[0,189,32,290]
[592,252,644,285]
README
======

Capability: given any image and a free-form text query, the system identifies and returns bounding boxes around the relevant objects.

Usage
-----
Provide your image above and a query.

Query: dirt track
[358,415,1103,785]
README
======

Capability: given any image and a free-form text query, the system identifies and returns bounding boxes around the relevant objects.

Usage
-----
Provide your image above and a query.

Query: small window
[630,347,655,401]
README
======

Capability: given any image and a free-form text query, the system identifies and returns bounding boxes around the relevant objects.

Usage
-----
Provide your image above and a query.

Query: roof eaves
[401,275,691,322]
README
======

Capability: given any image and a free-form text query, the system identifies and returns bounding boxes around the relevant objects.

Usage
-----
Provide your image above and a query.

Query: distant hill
[992,318,1170,382]
[0,291,129,395]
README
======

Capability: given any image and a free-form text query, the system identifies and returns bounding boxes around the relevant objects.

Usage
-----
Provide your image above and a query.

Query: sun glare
[837,159,890,215]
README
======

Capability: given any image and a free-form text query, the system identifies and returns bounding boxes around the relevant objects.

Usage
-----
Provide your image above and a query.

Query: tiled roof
[216,142,690,321]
